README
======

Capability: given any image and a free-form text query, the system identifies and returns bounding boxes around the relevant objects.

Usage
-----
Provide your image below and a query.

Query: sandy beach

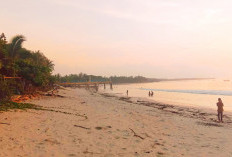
[1,88,232,157]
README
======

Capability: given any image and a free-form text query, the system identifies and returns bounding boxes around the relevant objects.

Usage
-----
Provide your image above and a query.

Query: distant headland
[54,73,214,84]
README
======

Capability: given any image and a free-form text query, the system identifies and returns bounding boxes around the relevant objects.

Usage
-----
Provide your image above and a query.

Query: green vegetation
[109,76,156,84]
[0,33,55,100]
[55,73,213,84]
[0,101,40,111]
[54,73,160,84]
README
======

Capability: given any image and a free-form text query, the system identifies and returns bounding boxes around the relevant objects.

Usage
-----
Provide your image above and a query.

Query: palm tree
[7,35,26,76]
[8,35,26,58]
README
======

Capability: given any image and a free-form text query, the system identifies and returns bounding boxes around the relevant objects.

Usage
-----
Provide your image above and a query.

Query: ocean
[100,79,232,112]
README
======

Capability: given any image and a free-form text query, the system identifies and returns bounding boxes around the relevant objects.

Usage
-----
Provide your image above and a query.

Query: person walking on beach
[126,90,128,97]
[148,91,151,97]
[151,91,154,97]
[217,98,224,123]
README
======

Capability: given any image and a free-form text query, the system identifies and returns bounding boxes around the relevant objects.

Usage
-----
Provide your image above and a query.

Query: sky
[1,0,232,78]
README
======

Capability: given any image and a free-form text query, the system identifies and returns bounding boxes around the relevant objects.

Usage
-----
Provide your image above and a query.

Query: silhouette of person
[126,90,128,96]
[149,91,151,97]
[151,91,154,97]
[217,98,224,122]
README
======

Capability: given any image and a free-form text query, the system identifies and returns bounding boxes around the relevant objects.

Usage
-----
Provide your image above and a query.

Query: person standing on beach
[217,98,224,122]
[148,91,151,97]
[126,90,128,96]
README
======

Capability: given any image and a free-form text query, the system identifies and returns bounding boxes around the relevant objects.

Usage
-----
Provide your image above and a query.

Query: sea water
[100,79,232,112]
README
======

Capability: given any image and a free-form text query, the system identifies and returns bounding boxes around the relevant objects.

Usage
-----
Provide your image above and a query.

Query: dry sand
[0,88,232,157]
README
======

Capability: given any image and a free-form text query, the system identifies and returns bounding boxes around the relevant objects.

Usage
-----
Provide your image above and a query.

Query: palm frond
[9,35,26,58]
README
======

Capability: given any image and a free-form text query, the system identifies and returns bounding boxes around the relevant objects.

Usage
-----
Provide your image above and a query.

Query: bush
[0,80,12,101]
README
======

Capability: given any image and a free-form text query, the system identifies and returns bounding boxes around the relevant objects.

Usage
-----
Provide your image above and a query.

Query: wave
[140,88,232,96]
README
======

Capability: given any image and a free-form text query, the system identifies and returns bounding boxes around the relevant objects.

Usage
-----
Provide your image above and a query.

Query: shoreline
[100,88,232,115]
[99,91,232,127]
[0,87,232,156]
[100,82,232,114]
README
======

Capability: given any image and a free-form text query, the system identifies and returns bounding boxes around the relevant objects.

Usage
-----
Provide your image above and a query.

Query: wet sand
[0,88,232,156]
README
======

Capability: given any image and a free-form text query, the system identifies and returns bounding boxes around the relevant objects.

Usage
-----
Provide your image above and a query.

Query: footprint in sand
[152,141,164,147]
[44,138,60,145]
[95,126,112,130]
[157,151,165,156]
[95,127,103,130]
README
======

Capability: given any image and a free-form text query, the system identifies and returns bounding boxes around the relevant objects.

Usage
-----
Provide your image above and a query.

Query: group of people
[126,89,224,123]
[148,91,154,97]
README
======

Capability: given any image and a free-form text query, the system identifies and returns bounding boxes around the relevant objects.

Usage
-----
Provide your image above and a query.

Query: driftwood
[129,128,144,140]
[44,93,64,98]
[44,87,63,97]
[74,125,90,130]
[0,123,10,125]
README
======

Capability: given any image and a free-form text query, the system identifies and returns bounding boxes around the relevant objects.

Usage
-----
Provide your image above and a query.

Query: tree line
[0,33,55,100]
[54,73,159,84]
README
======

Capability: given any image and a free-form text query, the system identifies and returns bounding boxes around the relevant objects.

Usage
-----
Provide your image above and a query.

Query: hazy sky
[1,0,232,78]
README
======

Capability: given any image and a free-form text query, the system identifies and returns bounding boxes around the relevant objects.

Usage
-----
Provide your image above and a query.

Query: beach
[0,88,232,157]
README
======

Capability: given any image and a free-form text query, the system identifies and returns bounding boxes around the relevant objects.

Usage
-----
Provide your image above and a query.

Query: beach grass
[0,101,41,111]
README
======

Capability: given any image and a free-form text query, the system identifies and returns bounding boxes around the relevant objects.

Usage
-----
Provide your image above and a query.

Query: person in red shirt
[217,98,224,123]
